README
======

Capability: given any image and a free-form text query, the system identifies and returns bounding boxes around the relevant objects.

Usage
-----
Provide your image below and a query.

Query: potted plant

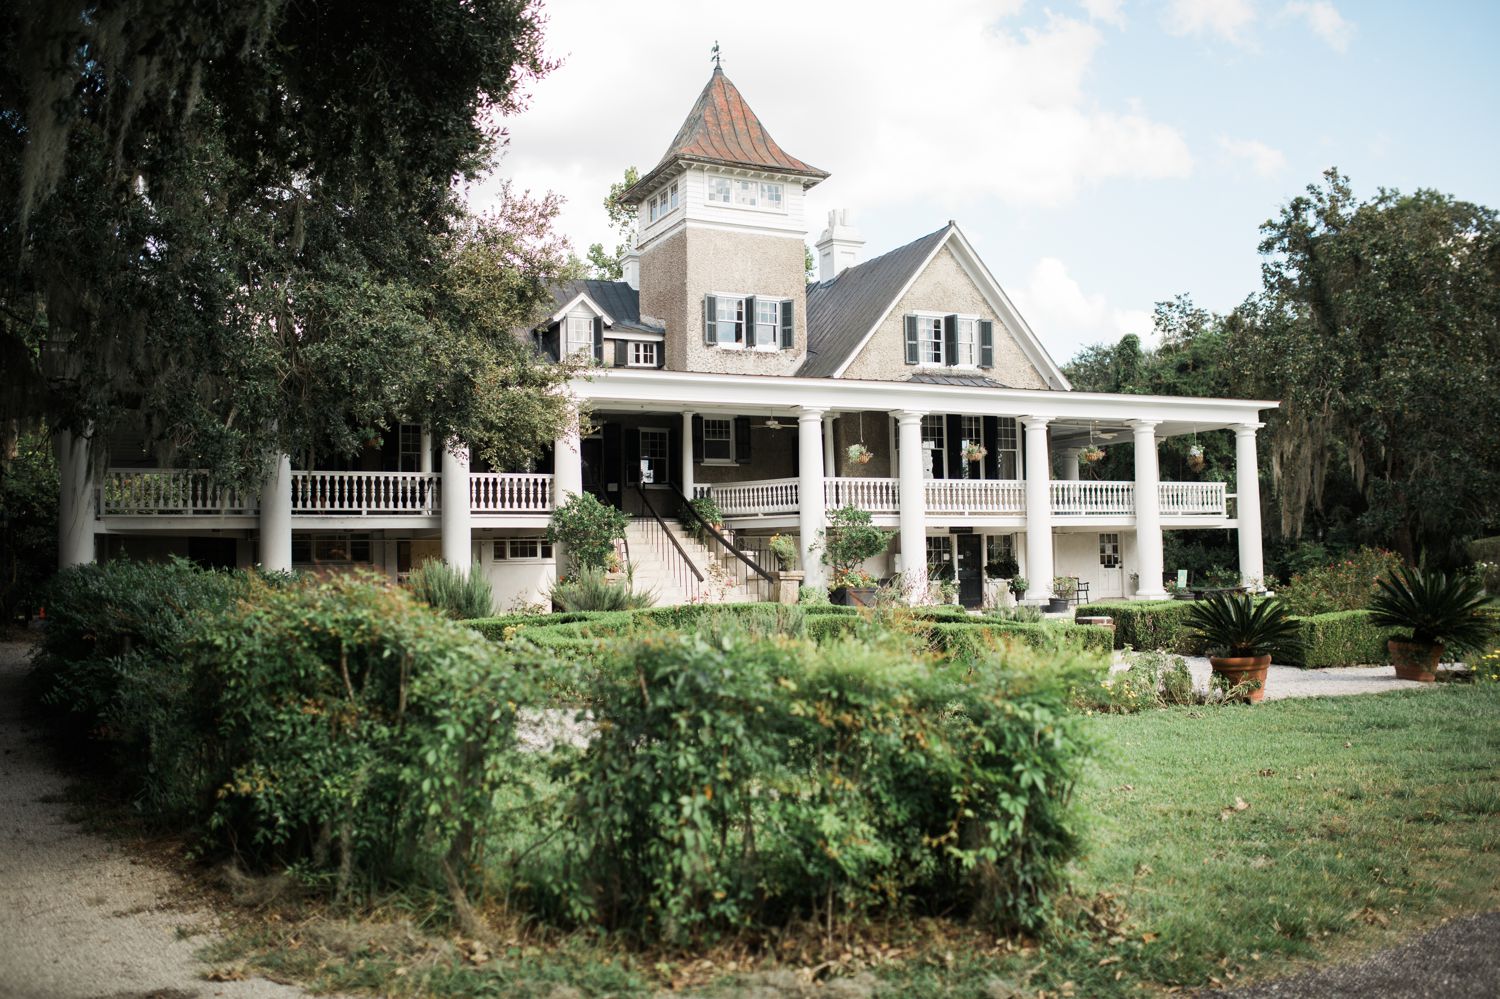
[1048,576,1077,613]
[1185,592,1300,703]
[766,533,803,604]
[929,561,958,605]
[1080,446,1105,465]
[962,442,987,463]
[1166,580,1196,601]
[1009,576,1029,602]
[1369,567,1493,682]
[1186,444,1206,473]
[820,504,891,606]
[767,532,798,572]
[845,443,873,466]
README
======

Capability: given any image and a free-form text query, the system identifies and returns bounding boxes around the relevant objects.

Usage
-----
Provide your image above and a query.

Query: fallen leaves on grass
[1219,797,1251,821]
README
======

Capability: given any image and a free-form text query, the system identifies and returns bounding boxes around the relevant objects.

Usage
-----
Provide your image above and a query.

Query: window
[647,181,680,223]
[1099,533,1121,569]
[760,182,784,210]
[701,417,734,463]
[920,415,945,479]
[754,299,781,347]
[925,536,952,573]
[713,296,745,345]
[916,316,943,364]
[986,533,1016,566]
[292,534,372,565]
[707,176,731,203]
[955,317,978,366]
[565,314,594,357]
[669,181,680,211]
[398,423,423,472]
[960,415,984,480]
[734,179,759,206]
[628,341,658,367]
[995,417,1019,479]
[493,537,554,561]
[639,428,669,484]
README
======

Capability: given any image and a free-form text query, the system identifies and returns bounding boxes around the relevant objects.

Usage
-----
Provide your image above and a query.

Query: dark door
[580,438,604,497]
[955,534,983,609]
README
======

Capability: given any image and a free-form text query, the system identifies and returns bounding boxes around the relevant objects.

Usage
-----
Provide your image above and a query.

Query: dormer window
[647,181,680,223]
[565,314,594,357]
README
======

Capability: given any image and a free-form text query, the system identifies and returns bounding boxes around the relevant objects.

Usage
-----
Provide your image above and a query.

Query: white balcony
[100,469,258,517]
[291,471,438,515]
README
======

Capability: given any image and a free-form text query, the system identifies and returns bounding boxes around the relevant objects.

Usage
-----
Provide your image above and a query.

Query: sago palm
[1368,567,1492,650]
[1185,592,1300,658]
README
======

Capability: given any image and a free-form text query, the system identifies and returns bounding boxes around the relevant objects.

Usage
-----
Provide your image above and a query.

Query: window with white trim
[734,179,759,206]
[714,296,745,345]
[921,415,945,479]
[754,299,780,348]
[647,181,680,223]
[398,423,423,472]
[628,341,658,367]
[701,418,734,463]
[986,533,1015,566]
[960,415,984,480]
[708,176,731,203]
[955,317,978,366]
[760,182,783,210]
[925,536,952,573]
[492,537,555,561]
[916,316,943,364]
[1099,533,1121,569]
[564,314,593,357]
[996,417,1019,479]
[639,428,669,484]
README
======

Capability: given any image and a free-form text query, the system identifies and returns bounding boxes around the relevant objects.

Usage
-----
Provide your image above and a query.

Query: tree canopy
[1,0,579,480]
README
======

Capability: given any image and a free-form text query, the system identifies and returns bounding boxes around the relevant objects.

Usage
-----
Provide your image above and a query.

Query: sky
[468,0,1500,364]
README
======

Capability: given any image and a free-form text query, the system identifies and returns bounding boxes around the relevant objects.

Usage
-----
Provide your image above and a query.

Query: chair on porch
[1070,577,1090,606]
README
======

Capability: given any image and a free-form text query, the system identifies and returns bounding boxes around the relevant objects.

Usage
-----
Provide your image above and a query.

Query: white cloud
[1218,135,1287,176]
[467,1,1192,259]
[1161,0,1257,45]
[1282,1,1352,51]
[1009,257,1153,361]
[1080,0,1126,27]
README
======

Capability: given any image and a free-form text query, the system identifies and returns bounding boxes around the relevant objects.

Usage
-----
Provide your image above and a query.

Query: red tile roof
[622,67,828,203]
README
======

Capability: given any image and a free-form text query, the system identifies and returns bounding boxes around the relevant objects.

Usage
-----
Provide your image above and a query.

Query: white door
[1089,532,1125,600]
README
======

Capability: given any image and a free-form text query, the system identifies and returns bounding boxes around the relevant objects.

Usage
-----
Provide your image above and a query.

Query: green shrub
[547,493,629,572]
[1071,649,1199,714]
[1277,547,1403,616]
[918,621,1114,660]
[546,634,1090,940]
[550,565,656,611]
[1074,600,1205,653]
[1281,610,1400,668]
[405,559,494,619]
[819,504,891,588]
[1468,536,1500,564]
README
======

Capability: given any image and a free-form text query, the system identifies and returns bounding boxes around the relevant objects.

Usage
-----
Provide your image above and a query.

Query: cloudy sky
[469,0,1500,363]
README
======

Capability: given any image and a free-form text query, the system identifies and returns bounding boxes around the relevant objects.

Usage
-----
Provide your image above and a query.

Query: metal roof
[549,280,664,334]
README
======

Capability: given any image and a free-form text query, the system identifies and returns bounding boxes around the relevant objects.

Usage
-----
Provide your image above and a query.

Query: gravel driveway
[1110,652,1443,700]
[0,640,309,999]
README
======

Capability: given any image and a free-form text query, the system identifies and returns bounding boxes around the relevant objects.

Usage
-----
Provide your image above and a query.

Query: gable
[837,245,1053,389]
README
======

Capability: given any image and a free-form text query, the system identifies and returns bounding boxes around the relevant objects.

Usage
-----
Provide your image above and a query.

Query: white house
[69,66,1275,610]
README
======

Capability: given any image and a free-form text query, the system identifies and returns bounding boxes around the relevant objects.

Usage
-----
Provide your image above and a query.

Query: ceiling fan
[759,417,794,431]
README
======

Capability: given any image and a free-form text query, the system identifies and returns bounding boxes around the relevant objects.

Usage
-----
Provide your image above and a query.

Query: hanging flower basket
[1080,446,1106,464]
[962,443,988,463]
[1187,445,1206,472]
[846,443,873,465]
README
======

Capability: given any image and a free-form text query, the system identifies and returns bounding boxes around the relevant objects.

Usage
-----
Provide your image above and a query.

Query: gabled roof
[799,225,952,378]
[621,67,828,204]
[548,280,663,334]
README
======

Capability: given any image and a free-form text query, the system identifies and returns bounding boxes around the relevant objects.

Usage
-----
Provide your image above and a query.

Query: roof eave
[621,155,830,205]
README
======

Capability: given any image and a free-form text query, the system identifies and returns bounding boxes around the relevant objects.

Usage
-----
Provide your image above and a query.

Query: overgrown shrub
[547,493,629,572]
[1071,650,1199,713]
[550,565,655,611]
[544,634,1090,940]
[1074,600,1205,653]
[406,559,494,619]
[1276,547,1403,616]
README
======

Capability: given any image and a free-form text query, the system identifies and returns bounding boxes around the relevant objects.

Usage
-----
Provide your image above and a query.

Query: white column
[552,407,583,502]
[440,440,472,572]
[1235,422,1266,589]
[1131,420,1167,599]
[823,413,837,478]
[896,411,928,599]
[1059,448,1081,481]
[1021,417,1053,601]
[797,407,827,589]
[419,427,433,474]
[54,428,96,568]
[681,411,695,499]
[258,453,293,573]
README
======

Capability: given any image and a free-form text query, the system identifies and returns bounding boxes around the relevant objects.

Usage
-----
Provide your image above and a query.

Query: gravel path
[0,640,309,999]
[1110,652,1442,700]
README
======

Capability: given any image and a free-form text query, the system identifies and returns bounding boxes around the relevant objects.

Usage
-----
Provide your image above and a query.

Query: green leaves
[1185,592,1301,659]
[1368,566,1494,650]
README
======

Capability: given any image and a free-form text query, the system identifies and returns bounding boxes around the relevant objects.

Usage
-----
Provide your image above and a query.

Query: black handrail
[667,483,775,585]
[634,484,704,583]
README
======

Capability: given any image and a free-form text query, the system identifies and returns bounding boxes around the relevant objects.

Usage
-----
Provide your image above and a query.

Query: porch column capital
[1019,415,1051,431]
[797,406,827,424]
[1127,418,1161,434]
[1233,421,1265,438]
[893,409,927,426]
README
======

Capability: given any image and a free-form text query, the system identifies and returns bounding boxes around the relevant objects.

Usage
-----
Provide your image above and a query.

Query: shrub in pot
[1185,592,1300,702]
[819,505,891,605]
[1368,567,1493,682]
[1049,576,1077,613]
[1009,576,1029,601]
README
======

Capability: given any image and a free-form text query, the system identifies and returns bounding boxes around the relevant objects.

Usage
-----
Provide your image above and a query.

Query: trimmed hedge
[1280,610,1401,669]
[1074,600,1206,654]
[919,621,1115,660]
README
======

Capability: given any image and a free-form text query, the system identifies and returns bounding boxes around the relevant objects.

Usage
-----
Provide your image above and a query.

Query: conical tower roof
[621,66,828,203]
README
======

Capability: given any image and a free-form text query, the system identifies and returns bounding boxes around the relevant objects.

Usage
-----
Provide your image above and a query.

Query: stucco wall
[839,246,1049,388]
[640,226,808,375]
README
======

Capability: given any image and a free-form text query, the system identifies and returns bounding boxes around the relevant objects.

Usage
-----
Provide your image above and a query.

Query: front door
[955,534,983,609]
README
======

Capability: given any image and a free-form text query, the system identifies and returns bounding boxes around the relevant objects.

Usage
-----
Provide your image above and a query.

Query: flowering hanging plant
[962,442,988,462]
[845,443,873,465]
[1080,446,1106,464]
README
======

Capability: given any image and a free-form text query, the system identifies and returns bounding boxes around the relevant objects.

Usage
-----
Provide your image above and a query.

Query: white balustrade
[1158,481,1227,517]
[99,469,257,516]
[290,471,437,515]
[824,477,900,513]
[1050,480,1136,516]
[708,477,800,517]
[924,479,1025,516]
[470,473,554,513]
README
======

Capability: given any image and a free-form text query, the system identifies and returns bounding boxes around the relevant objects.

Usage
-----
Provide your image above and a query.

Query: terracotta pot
[855,452,872,465]
[1209,653,1271,703]
[1388,639,1442,683]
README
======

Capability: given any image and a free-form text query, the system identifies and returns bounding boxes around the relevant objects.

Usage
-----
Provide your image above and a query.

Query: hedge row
[1074,600,1207,654]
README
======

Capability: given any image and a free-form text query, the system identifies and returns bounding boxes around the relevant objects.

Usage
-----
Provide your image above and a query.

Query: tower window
[708,176,731,203]
[647,181,680,223]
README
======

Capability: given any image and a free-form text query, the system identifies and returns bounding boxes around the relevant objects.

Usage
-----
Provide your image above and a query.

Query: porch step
[623,520,763,605]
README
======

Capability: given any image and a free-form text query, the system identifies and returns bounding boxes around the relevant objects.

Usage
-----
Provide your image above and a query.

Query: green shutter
[744,296,756,346]
[904,315,919,364]
[780,299,794,349]
[704,295,717,345]
[943,315,959,367]
[592,316,604,362]
[979,319,994,368]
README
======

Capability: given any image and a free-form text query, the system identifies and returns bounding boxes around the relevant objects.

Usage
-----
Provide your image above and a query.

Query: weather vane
[711,41,721,68]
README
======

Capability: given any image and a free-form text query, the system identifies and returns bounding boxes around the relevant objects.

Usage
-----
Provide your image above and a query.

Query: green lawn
[214,684,1500,997]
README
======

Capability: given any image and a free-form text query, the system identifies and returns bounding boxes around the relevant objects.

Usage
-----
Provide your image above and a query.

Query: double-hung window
[754,299,781,348]
[647,182,680,223]
[628,341,658,367]
[707,176,732,203]
[565,314,593,357]
[921,415,946,479]
[701,418,734,463]
[955,318,978,366]
[960,415,984,479]
[398,423,423,472]
[714,296,745,345]
[913,316,943,364]
[925,536,952,574]
[734,179,759,206]
[639,428,669,484]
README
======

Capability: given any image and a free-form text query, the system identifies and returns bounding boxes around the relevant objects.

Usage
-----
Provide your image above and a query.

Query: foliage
[1276,547,1404,616]
[986,554,1020,579]
[546,493,629,573]
[1070,650,1200,714]
[1,0,575,487]
[1368,567,1494,651]
[797,584,831,604]
[1075,600,1206,653]
[548,634,1091,940]
[406,560,494,620]
[1185,592,1300,659]
[0,429,58,620]
[918,620,1115,660]
[818,504,891,588]
[686,495,723,527]
[767,533,799,571]
[1052,576,1078,600]
[845,443,873,465]
[1009,576,1029,598]
[549,565,655,612]
[1279,610,1401,669]
[1200,565,1240,589]
[1476,647,1500,685]
[583,166,640,280]
[991,604,1044,623]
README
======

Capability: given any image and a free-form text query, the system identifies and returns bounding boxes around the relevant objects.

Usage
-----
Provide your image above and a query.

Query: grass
[209,684,1500,997]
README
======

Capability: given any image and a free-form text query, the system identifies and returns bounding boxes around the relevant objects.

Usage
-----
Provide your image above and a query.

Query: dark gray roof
[907,372,1007,388]
[550,280,664,334]
[798,224,952,378]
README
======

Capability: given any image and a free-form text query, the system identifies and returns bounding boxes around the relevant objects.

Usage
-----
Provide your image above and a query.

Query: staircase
[624,519,765,605]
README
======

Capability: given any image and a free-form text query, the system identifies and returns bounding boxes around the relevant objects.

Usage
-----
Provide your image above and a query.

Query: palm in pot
[1185,592,1300,703]
[1369,568,1492,682]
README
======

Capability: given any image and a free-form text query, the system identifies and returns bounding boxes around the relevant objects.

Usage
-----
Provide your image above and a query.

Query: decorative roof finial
[711,40,721,69]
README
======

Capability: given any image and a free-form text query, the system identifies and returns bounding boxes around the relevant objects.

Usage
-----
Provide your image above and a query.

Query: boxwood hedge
[1073,600,1206,654]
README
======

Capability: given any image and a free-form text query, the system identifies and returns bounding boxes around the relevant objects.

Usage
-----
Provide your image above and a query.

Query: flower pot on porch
[1388,639,1442,683]
[1045,597,1070,614]
[773,569,803,605]
[1209,654,1271,703]
[831,585,879,607]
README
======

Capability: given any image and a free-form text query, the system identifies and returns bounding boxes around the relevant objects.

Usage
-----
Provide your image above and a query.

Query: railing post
[259,455,293,572]
[1131,420,1167,599]
[1235,423,1266,589]
[798,408,828,589]
[1021,417,1053,601]
[896,410,927,600]
[440,441,472,572]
